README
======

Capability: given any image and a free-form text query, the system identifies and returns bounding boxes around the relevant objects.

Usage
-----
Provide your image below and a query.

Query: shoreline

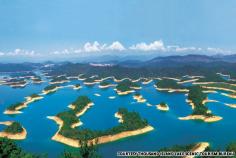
[156,104,169,111]
[133,95,146,103]
[155,87,189,93]
[47,115,154,148]
[49,80,69,84]
[4,96,43,115]
[115,89,135,95]
[179,115,222,122]
[98,84,116,89]
[0,121,27,140]
[184,142,210,158]
[42,87,59,95]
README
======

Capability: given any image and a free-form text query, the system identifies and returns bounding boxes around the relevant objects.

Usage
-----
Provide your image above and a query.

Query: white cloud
[129,40,165,51]
[106,41,126,51]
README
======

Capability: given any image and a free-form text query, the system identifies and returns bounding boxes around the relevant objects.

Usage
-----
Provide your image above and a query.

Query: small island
[83,78,98,85]
[115,80,140,95]
[48,107,154,147]
[73,84,82,90]
[32,76,44,84]
[0,121,27,140]
[4,93,43,114]
[156,102,169,111]
[179,86,222,122]
[4,102,25,114]
[99,81,116,89]
[155,79,189,93]
[42,85,60,95]
[50,76,69,84]
[25,93,43,104]
[133,93,146,103]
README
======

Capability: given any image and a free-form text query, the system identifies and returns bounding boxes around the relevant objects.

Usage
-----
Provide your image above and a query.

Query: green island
[196,73,227,83]
[201,82,236,93]
[73,83,81,89]
[157,102,169,111]
[116,80,140,94]
[155,79,188,92]
[62,108,150,141]
[29,93,41,99]
[83,77,98,85]
[50,76,68,83]
[6,102,24,111]
[50,104,153,146]
[32,76,43,83]
[100,81,110,86]
[179,86,222,122]
[3,122,24,134]
[43,85,59,94]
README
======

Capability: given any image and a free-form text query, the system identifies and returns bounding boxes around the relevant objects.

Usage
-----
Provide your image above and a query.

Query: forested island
[42,85,60,94]
[157,102,169,111]
[99,81,116,88]
[73,83,82,90]
[179,86,222,122]
[0,121,27,140]
[115,80,140,95]
[48,103,154,147]
[155,79,189,92]
[50,76,69,84]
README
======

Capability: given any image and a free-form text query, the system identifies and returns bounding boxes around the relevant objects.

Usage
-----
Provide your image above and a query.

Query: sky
[0,0,236,62]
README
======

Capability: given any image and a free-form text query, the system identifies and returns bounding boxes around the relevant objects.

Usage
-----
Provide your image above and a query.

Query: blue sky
[0,0,236,61]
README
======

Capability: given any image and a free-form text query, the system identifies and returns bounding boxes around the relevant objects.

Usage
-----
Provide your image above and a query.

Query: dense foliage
[0,138,46,158]
[4,122,23,134]
[188,86,212,116]
[51,76,68,82]
[30,93,41,98]
[44,85,58,91]
[58,106,149,141]
[155,79,184,89]
[7,102,24,111]
[116,80,139,92]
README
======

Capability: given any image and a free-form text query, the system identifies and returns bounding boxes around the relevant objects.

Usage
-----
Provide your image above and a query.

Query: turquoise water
[1,78,236,157]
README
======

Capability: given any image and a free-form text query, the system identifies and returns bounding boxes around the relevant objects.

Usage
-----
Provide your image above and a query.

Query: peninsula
[0,121,27,140]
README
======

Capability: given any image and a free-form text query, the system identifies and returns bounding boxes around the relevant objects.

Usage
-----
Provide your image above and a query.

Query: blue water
[0,77,236,158]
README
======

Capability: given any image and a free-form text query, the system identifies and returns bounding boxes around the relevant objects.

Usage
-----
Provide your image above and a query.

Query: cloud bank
[0,40,234,58]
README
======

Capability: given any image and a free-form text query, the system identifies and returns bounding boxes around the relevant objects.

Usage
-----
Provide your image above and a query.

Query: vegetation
[99,81,110,86]
[203,82,236,91]
[60,140,101,158]
[159,102,167,107]
[7,102,24,111]
[197,73,226,82]
[0,138,46,158]
[3,122,23,134]
[155,79,185,89]
[188,86,212,116]
[57,106,149,141]
[74,84,81,88]
[51,76,68,83]
[71,96,92,112]
[44,85,58,91]
[30,93,41,98]
[116,80,139,92]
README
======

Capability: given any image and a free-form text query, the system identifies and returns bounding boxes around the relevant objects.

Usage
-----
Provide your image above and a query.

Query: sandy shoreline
[156,104,169,111]
[184,142,210,158]
[49,80,69,84]
[48,114,154,148]
[179,115,222,122]
[4,96,43,115]
[42,87,59,95]
[98,84,116,89]
[115,89,135,95]
[133,95,146,103]
[155,87,189,93]
[0,121,27,140]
